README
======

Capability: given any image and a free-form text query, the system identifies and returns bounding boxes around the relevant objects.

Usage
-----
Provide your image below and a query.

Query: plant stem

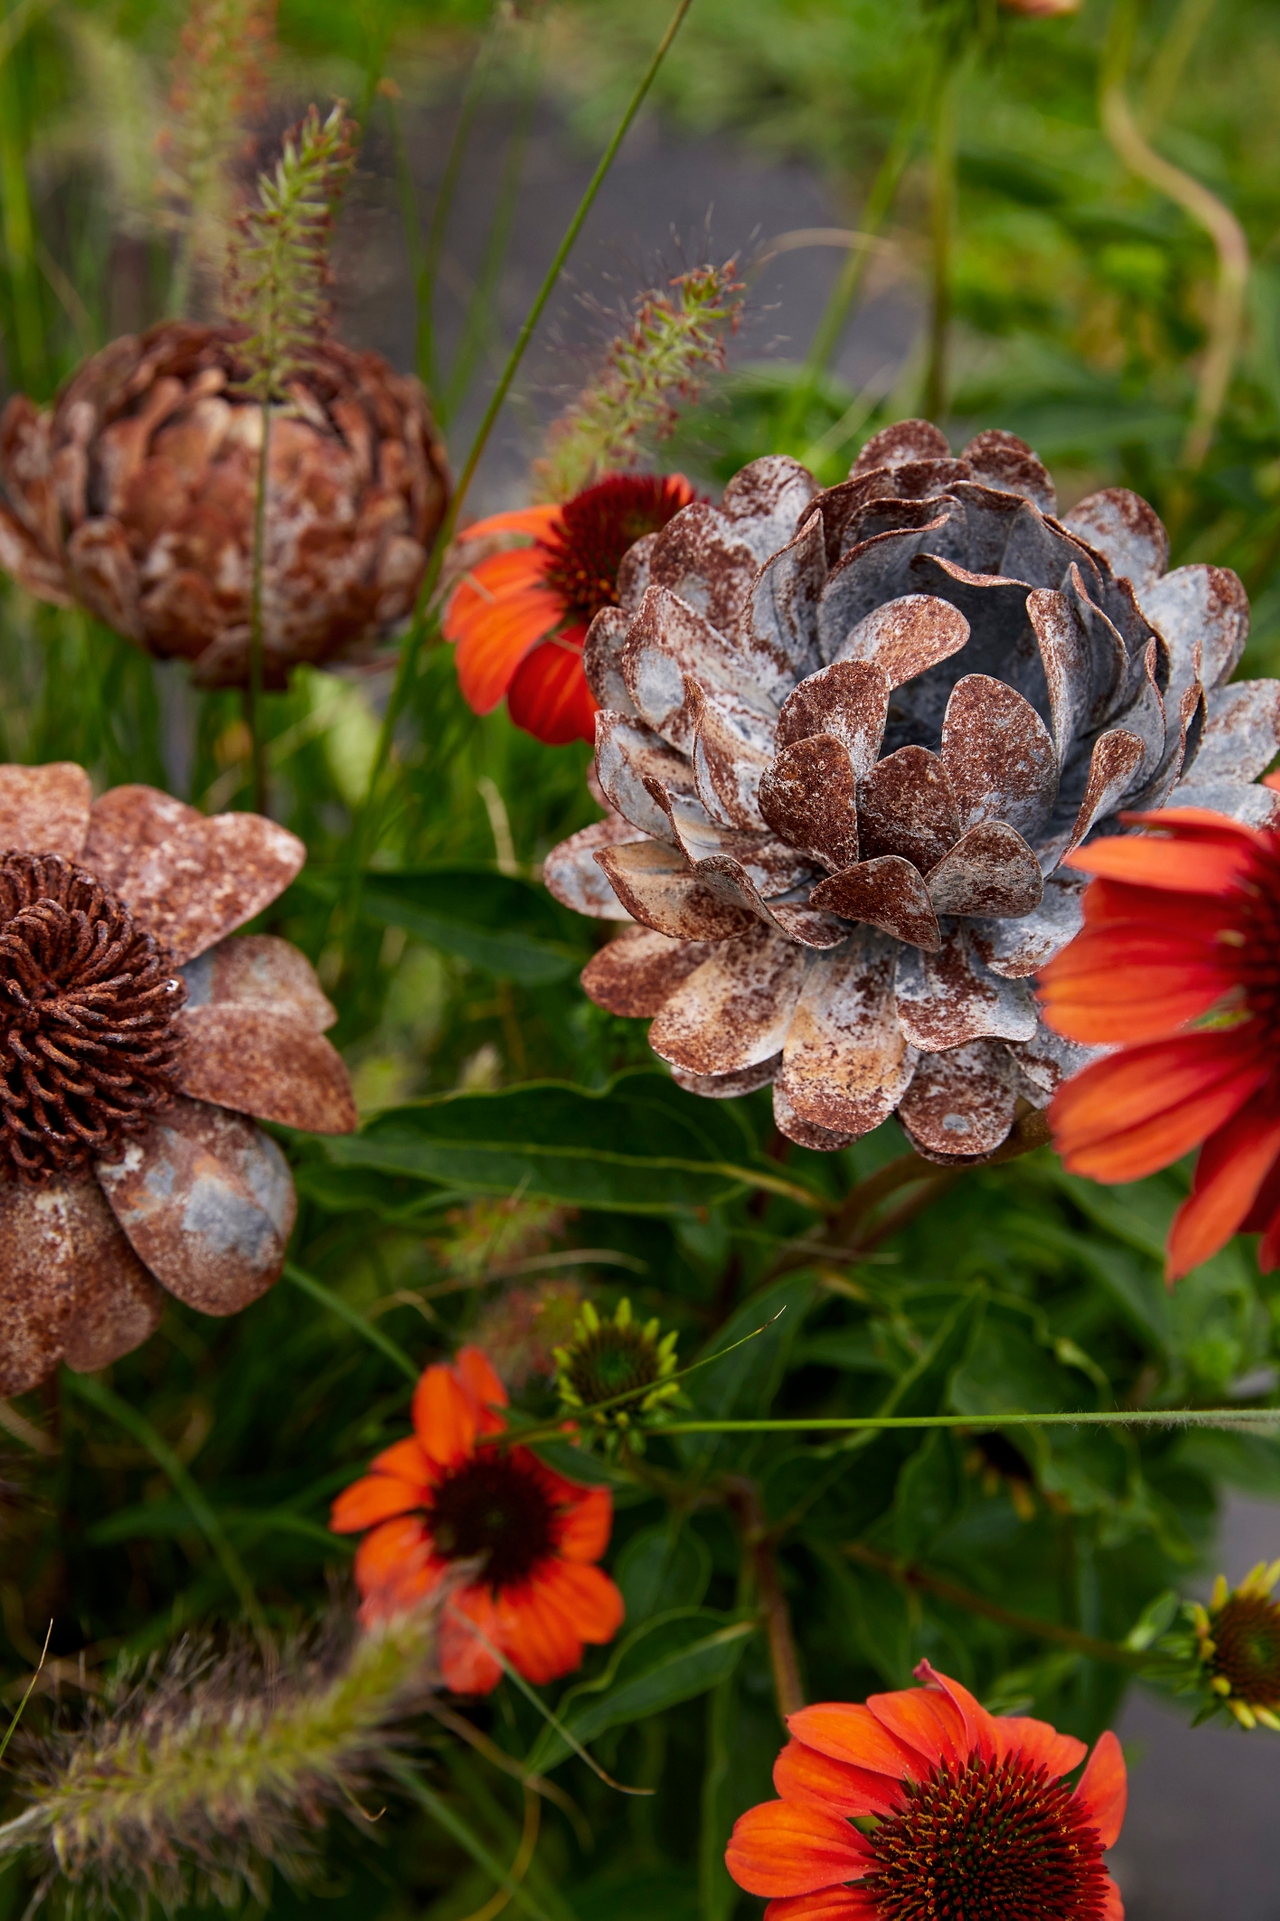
[923,60,959,423]
[0,43,45,395]
[1100,0,1247,471]
[725,1478,804,1720]
[246,399,272,814]
[647,1406,1280,1436]
[283,1261,420,1383]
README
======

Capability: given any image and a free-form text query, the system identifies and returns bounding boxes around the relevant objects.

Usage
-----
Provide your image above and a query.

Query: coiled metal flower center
[0,852,187,1180]
[427,1453,555,1590]
[865,1753,1112,1920]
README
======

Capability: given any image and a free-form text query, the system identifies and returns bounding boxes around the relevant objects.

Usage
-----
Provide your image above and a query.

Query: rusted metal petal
[594,839,758,941]
[1008,1025,1101,1105]
[766,902,848,948]
[833,593,970,693]
[580,929,715,1017]
[596,709,698,840]
[83,783,202,894]
[1027,582,1123,758]
[897,1039,1018,1159]
[1109,637,1167,784]
[0,1174,149,1392]
[624,585,781,749]
[543,815,640,920]
[1169,778,1280,828]
[688,680,773,830]
[618,532,657,613]
[856,745,961,870]
[940,673,1058,838]
[659,795,813,896]
[759,735,861,870]
[853,420,951,473]
[816,514,958,660]
[1141,563,1248,695]
[0,502,71,603]
[775,659,889,777]
[672,1053,782,1099]
[1063,487,1168,594]
[0,761,91,860]
[178,1005,356,1133]
[719,455,820,562]
[895,923,1037,1050]
[582,608,638,716]
[1124,680,1204,817]
[62,1178,166,1372]
[647,503,760,634]
[811,856,941,950]
[65,518,143,638]
[772,1077,855,1151]
[647,921,808,1077]
[904,557,1045,706]
[925,820,1044,919]
[1191,681,1280,784]
[960,430,1056,516]
[1061,728,1146,855]
[96,1095,296,1315]
[775,930,916,1139]
[739,508,826,693]
[182,933,337,1031]
[970,873,1085,979]
[121,813,306,966]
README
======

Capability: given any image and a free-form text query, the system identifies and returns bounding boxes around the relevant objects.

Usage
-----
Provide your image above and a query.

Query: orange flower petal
[911,1662,997,1761]
[1167,1092,1280,1279]
[1073,1729,1127,1849]
[440,1582,506,1694]
[455,506,564,543]
[552,1484,613,1562]
[1100,1873,1126,1920]
[788,1702,923,1781]
[773,1739,903,1818]
[764,1891,881,1921]
[412,1362,483,1468]
[496,1576,586,1685]
[330,1472,424,1533]
[353,1514,439,1596]
[990,1714,1088,1777]
[1064,829,1258,896]
[370,1435,436,1483]
[507,633,599,746]
[533,1555,626,1643]
[1080,878,1242,936]
[455,1345,509,1428]
[726,1802,872,1897]
[451,580,565,712]
[1049,1036,1266,1180]
[868,1686,968,1769]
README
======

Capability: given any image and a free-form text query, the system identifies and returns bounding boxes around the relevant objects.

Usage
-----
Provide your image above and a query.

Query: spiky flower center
[564,1322,660,1414]
[1208,1592,1280,1706]
[538,473,692,624]
[0,853,187,1180]
[865,1752,1111,1921]
[1231,851,1280,1045]
[427,1453,555,1591]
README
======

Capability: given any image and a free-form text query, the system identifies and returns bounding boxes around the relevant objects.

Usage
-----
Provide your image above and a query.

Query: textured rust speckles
[57,1178,165,1373]
[121,813,307,966]
[1063,487,1168,594]
[811,856,941,951]
[1193,682,1280,785]
[647,923,807,1077]
[835,594,970,692]
[647,503,759,635]
[82,783,201,893]
[940,675,1058,838]
[759,736,860,870]
[178,1006,357,1134]
[0,1176,85,1391]
[182,933,338,1030]
[582,929,717,1018]
[774,932,915,1141]
[596,711,697,840]
[1063,729,1146,855]
[0,762,91,860]
[672,1054,783,1100]
[774,659,889,776]
[856,746,960,871]
[594,839,758,942]
[853,420,951,473]
[959,430,1056,515]
[95,1095,296,1315]
[926,820,1044,919]
[542,816,638,919]
[896,925,1038,1051]
[898,1039,1019,1158]
[1141,562,1249,695]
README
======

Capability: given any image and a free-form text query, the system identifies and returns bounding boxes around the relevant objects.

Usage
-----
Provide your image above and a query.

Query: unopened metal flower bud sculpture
[0,763,357,1395]
[545,420,1278,1160]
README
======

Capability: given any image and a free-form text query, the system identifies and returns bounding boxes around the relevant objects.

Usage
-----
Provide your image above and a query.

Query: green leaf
[359,866,587,984]
[616,1524,712,1619]
[324,1071,793,1215]
[526,1610,754,1773]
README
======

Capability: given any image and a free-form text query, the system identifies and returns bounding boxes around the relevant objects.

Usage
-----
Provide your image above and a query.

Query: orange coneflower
[1039,803,1280,1281]
[726,1662,1127,1921]
[330,1345,624,1693]
[442,472,696,745]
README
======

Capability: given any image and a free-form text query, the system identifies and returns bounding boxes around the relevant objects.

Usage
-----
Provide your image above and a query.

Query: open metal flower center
[566,1323,660,1411]
[427,1452,555,1590]
[0,852,187,1180]
[538,473,692,624]
[1210,1592,1280,1704]
[866,1753,1112,1921]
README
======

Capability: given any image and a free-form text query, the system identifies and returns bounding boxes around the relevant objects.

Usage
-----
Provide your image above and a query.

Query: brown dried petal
[810,856,941,951]
[543,816,639,920]
[1063,487,1168,594]
[895,923,1038,1051]
[774,931,915,1139]
[182,933,337,1030]
[582,928,717,1018]
[775,659,889,777]
[897,1039,1018,1159]
[120,813,307,965]
[959,430,1055,516]
[857,746,960,870]
[95,1095,296,1315]
[0,503,70,604]
[594,839,758,941]
[82,784,202,893]
[647,921,807,1077]
[0,761,91,860]
[940,674,1058,838]
[925,820,1044,919]
[64,518,143,638]
[178,1005,356,1134]
[759,735,861,870]
[833,593,970,691]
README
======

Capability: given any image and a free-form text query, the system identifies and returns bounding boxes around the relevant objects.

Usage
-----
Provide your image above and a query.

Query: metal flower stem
[245,397,272,815]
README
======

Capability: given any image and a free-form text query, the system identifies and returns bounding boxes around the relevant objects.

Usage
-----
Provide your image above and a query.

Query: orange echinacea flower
[1039,805,1280,1280]
[442,472,696,745]
[726,1662,1127,1921]
[330,1345,624,1693]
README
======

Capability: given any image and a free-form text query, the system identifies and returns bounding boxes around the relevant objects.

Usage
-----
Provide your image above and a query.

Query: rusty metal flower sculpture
[0,762,357,1395]
[545,419,1280,1158]
[0,321,450,688]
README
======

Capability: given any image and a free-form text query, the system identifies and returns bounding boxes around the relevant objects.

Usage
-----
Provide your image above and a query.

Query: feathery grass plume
[159,0,277,311]
[532,259,744,502]
[0,1603,441,1915]
[223,102,357,403]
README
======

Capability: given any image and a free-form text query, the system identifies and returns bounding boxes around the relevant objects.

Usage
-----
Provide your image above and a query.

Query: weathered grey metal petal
[83,783,201,893]
[759,734,861,870]
[1027,583,1114,760]
[1167,778,1280,827]
[178,1005,357,1134]
[810,855,941,950]
[1006,1024,1102,1104]
[659,794,814,896]
[895,923,1038,1050]
[833,592,970,693]
[672,1054,782,1099]
[582,607,637,715]
[772,1079,855,1150]
[594,838,758,940]
[774,930,916,1139]
[960,430,1056,516]
[624,585,782,749]
[1059,728,1146,856]
[905,554,1048,713]
[1190,680,1280,784]
[648,503,760,634]
[1107,637,1167,780]
[1141,563,1248,695]
[617,532,657,614]
[181,933,337,1031]
[96,1095,296,1315]
[925,820,1044,919]
[719,455,820,563]
[0,761,91,861]
[580,928,715,1018]
[61,1175,166,1371]
[775,659,889,777]
[857,745,961,870]
[969,873,1086,979]
[647,922,808,1077]
[1061,566,1135,725]
[596,710,696,839]
[543,815,640,919]
[853,419,951,472]
[940,673,1058,838]
[946,482,1026,576]
[816,513,958,661]
[767,901,849,948]
[898,1038,1018,1159]
[738,507,826,693]
[688,681,773,829]
[1122,680,1204,816]
[121,813,307,966]
[1063,487,1168,594]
